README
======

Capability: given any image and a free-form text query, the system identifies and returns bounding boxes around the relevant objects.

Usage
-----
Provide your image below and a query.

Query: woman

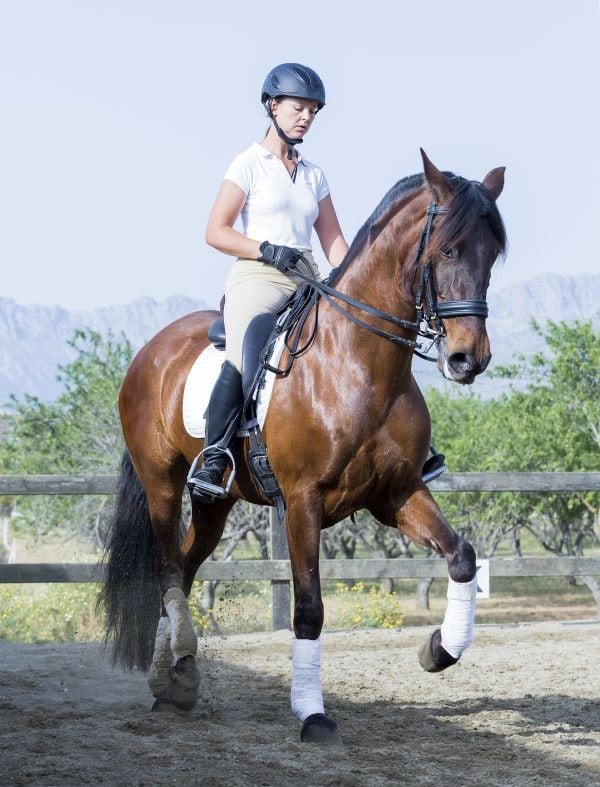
[187,63,348,503]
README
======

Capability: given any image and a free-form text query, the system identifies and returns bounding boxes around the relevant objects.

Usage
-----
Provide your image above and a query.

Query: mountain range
[0,274,598,405]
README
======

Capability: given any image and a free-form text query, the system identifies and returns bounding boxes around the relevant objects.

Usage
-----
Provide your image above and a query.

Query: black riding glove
[258,241,303,273]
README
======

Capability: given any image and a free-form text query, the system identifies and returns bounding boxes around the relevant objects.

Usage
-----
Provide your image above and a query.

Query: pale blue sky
[1,0,599,310]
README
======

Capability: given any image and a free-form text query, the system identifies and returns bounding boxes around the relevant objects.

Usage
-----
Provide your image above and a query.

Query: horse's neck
[320,193,425,386]
[336,192,423,324]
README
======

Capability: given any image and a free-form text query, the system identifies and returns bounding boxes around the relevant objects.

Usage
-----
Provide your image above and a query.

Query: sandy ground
[1,622,599,787]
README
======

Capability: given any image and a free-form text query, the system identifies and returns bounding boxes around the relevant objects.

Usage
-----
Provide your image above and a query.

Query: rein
[277,201,490,366]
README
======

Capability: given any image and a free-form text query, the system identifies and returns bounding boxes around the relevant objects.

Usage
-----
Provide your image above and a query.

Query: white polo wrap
[440,576,477,658]
[163,587,198,662]
[147,616,173,698]
[291,637,325,722]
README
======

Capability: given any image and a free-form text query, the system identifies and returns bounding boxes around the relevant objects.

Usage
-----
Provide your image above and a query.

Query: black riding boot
[422,445,447,484]
[187,360,244,503]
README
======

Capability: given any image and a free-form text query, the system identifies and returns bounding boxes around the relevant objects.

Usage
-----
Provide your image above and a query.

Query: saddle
[208,285,318,520]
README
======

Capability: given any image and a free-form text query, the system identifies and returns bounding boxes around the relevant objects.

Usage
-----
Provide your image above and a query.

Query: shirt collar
[253,141,306,166]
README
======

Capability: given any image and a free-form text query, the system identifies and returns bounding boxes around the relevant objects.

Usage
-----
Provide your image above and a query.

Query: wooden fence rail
[1,473,598,629]
[1,472,599,496]
[1,557,599,584]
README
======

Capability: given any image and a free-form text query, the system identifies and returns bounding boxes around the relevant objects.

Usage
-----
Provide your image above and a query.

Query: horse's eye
[441,248,457,260]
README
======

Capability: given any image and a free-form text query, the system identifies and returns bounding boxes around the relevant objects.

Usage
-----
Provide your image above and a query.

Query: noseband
[284,200,489,365]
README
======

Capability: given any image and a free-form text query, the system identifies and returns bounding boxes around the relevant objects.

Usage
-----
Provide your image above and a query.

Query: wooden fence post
[270,508,291,631]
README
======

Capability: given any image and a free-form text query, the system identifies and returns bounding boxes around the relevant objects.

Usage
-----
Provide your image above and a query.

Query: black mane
[328,171,507,287]
[328,173,423,286]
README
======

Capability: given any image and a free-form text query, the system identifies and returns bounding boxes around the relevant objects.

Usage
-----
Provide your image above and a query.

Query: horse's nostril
[448,353,476,374]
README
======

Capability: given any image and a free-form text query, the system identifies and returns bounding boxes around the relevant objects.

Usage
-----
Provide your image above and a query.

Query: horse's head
[419,150,506,384]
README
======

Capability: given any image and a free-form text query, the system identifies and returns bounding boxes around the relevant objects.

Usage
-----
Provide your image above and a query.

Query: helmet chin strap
[270,113,302,160]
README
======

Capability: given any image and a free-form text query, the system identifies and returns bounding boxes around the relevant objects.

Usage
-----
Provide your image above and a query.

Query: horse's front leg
[286,497,342,746]
[373,484,477,672]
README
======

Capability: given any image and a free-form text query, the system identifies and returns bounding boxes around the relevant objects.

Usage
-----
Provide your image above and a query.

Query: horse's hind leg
[181,497,235,595]
[141,463,200,711]
[149,498,232,710]
[149,494,234,712]
[372,484,477,672]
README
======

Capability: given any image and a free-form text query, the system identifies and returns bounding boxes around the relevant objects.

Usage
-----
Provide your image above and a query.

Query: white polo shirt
[223,142,330,251]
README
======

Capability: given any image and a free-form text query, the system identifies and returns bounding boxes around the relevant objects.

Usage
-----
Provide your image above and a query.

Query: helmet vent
[292,65,310,85]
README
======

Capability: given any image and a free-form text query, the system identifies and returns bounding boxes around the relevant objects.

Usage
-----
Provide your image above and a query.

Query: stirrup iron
[422,448,447,485]
[187,446,236,500]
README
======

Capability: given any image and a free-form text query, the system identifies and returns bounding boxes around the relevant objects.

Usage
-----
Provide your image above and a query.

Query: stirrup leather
[187,446,236,500]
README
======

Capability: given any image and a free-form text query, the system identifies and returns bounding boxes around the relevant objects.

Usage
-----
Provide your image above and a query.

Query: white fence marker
[476,559,490,599]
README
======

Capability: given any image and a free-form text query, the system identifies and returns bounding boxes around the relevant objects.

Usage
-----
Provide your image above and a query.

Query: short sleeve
[316,168,330,202]
[223,152,252,195]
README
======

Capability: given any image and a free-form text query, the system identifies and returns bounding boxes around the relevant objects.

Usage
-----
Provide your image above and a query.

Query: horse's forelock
[431,177,508,259]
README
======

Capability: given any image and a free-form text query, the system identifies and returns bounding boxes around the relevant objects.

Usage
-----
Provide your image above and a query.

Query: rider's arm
[205,179,263,260]
[314,194,348,267]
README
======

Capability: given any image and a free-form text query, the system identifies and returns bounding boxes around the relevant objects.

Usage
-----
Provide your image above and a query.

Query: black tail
[98,450,161,671]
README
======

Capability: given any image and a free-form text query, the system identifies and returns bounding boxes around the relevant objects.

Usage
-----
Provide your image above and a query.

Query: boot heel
[187,447,237,500]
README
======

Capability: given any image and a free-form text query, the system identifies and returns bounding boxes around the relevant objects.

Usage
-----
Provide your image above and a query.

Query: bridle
[413,203,489,360]
[284,200,490,365]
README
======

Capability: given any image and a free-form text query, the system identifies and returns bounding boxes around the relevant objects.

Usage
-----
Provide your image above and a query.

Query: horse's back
[123,309,217,385]
[145,309,218,355]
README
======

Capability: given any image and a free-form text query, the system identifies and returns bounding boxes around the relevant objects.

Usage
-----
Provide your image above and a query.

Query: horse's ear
[481,167,506,201]
[420,148,452,203]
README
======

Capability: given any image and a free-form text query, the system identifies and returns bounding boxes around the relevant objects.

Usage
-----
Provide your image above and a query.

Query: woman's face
[271,97,319,140]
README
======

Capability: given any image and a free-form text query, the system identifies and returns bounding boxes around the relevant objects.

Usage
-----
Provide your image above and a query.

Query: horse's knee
[447,538,476,583]
[294,597,324,640]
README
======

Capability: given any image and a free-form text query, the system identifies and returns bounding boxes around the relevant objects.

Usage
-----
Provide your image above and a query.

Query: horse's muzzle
[440,348,491,385]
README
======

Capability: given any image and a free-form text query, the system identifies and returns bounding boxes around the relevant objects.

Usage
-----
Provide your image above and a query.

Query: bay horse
[100,150,506,744]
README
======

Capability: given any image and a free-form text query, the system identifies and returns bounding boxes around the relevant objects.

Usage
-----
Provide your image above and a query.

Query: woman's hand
[257,242,305,272]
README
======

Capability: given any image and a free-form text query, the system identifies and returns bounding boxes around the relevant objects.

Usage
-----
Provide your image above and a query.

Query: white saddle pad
[182,335,285,439]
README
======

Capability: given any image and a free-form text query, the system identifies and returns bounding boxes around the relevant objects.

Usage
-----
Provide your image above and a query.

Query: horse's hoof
[300,713,343,746]
[167,655,200,711]
[418,628,460,673]
[151,698,188,714]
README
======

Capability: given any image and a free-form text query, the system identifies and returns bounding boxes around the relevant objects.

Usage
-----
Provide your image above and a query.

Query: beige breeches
[223,251,321,372]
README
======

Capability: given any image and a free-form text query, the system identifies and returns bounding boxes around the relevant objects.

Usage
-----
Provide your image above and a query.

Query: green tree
[427,318,600,609]
[0,329,133,547]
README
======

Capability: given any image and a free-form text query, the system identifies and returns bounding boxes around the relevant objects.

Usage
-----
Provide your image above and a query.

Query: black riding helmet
[261,63,326,158]
[261,63,326,109]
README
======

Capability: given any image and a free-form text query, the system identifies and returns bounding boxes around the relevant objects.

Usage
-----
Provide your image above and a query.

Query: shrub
[0,581,405,643]
[331,581,405,629]
[0,584,104,642]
